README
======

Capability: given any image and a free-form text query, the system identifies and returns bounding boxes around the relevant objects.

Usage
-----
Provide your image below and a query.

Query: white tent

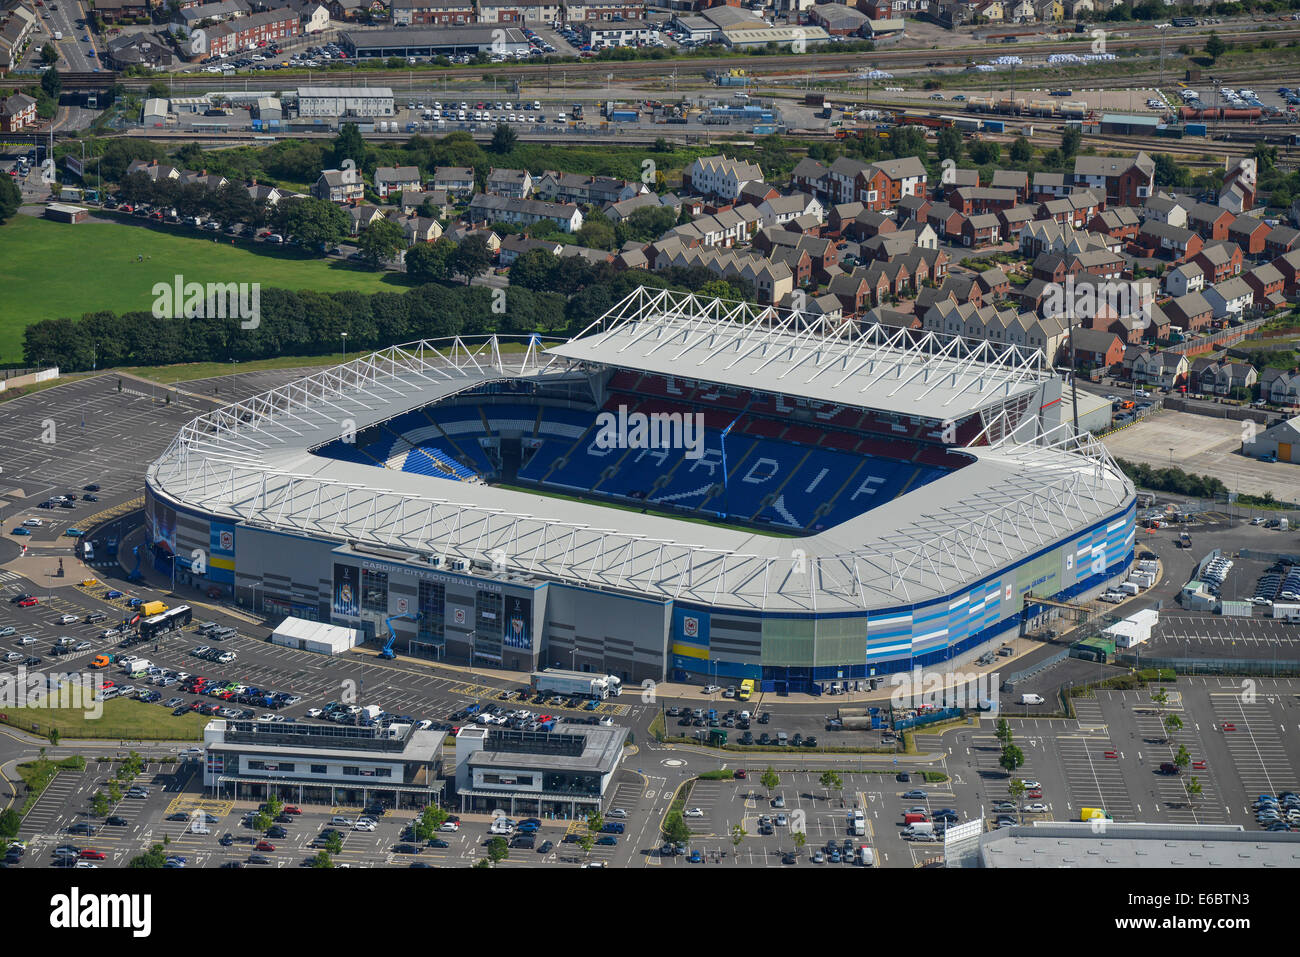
[270,617,361,656]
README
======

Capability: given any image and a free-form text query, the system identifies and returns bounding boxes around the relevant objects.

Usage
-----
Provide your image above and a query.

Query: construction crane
[379,613,421,659]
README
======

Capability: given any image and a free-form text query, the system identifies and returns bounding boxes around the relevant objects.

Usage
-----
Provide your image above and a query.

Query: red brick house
[1227,214,1272,258]
[1072,328,1125,369]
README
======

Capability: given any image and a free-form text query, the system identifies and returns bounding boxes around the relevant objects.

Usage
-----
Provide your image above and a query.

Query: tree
[1060,126,1082,160]
[412,805,448,842]
[1204,31,1226,61]
[508,247,559,291]
[0,175,20,225]
[358,215,406,268]
[662,810,692,844]
[1187,775,1203,809]
[792,829,807,852]
[577,832,595,859]
[273,197,349,253]
[1008,778,1027,823]
[129,844,167,868]
[1151,687,1168,711]
[91,792,110,817]
[41,42,59,66]
[731,823,746,848]
[936,127,963,163]
[324,831,343,855]
[1000,743,1025,776]
[486,835,509,863]
[0,809,20,840]
[453,234,493,283]
[332,122,366,170]
[1174,744,1191,772]
[586,810,604,835]
[48,728,60,746]
[309,850,334,868]
[406,238,458,283]
[818,770,843,801]
[490,121,518,154]
[1154,153,1191,189]
[1010,136,1032,164]
[41,69,62,102]
[968,140,1001,166]
[1163,713,1183,743]
[760,767,780,794]
[252,811,273,832]
[994,718,1013,747]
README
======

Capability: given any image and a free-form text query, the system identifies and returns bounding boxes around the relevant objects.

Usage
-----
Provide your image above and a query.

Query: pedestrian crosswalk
[0,571,24,583]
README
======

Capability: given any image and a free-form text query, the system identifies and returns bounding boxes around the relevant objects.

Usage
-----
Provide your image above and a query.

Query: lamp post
[341,331,348,365]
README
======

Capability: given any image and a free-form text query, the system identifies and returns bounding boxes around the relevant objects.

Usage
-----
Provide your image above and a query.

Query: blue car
[105,591,124,600]
[12,527,30,536]
[688,849,703,863]
[126,597,141,606]
[517,821,540,833]
[595,835,617,846]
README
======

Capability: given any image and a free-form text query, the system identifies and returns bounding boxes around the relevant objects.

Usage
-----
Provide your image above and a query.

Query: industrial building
[969,821,1300,868]
[202,718,445,808]
[296,86,396,118]
[453,723,627,817]
[338,26,529,58]
[145,287,1135,693]
[1243,413,1300,464]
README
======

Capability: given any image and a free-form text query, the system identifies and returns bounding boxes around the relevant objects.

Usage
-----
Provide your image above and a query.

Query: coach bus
[738,679,754,701]
[139,604,193,641]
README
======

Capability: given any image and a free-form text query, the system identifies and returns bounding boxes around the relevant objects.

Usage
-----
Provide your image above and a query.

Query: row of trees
[21,261,748,371]
[1115,459,1230,500]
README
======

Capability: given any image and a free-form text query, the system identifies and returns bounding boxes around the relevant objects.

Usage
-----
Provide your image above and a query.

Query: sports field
[0,215,408,363]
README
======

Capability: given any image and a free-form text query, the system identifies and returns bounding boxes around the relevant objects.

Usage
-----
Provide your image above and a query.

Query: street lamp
[341,331,348,365]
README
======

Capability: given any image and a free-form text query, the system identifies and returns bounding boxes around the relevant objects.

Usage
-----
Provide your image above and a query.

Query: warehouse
[202,718,446,808]
[453,723,627,817]
[338,26,529,58]
[970,821,1300,868]
[1243,413,1300,463]
[296,86,395,118]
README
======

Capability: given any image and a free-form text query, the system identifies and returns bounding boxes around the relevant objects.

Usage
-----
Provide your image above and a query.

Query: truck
[138,600,167,618]
[851,810,866,836]
[902,821,934,839]
[121,658,152,673]
[531,668,622,699]
[571,103,584,120]
[1080,807,1112,822]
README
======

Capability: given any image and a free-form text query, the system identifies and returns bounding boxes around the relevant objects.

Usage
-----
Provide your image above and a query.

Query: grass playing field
[0,215,411,364]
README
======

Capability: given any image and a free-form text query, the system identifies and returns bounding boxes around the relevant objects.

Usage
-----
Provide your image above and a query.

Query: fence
[893,707,962,731]
[0,367,58,393]
[1115,653,1300,676]
[999,649,1070,691]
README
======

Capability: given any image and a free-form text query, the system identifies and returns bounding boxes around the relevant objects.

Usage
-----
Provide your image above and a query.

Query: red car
[79,849,106,860]
[255,841,275,852]
[283,806,301,815]
[1027,789,1043,799]
[101,679,116,689]
[733,769,747,780]
[17,597,38,607]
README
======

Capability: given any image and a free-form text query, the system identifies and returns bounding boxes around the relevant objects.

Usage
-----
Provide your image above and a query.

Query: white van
[1019,693,1045,705]
[858,845,875,867]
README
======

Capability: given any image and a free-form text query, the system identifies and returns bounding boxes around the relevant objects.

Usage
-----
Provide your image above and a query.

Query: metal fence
[1115,654,1300,676]
[999,649,1070,691]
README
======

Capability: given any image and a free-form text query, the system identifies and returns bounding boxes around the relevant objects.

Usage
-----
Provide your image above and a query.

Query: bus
[139,604,192,640]
[738,679,754,701]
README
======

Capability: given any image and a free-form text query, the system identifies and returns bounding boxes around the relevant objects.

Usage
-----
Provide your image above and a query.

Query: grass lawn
[0,215,413,364]
[1,695,207,742]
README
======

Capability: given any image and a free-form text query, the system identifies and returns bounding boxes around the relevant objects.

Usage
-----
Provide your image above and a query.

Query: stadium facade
[146,288,1136,693]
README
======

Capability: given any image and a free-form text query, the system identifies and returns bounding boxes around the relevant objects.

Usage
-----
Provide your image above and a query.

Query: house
[989,169,1029,202]
[1087,206,1141,242]
[1031,171,1069,202]
[477,0,565,22]
[313,169,365,204]
[1264,225,1300,260]
[468,194,584,233]
[1071,328,1125,369]
[1221,157,1257,212]
[1163,261,1204,298]
[188,8,300,57]
[960,213,1002,248]
[1163,291,1214,334]
[0,93,36,133]
[485,167,534,199]
[1192,358,1257,397]
[1137,221,1203,262]
[1227,214,1271,258]
[444,225,502,256]
[104,32,175,70]
[1272,249,1300,296]
[291,0,332,33]
[534,172,645,206]
[1072,152,1154,206]
[1142,192,1190,228]
[1186,202,1235,242]
[1192,241,1243,285]
[247,181,283,207]
[870,155,928,208]
[390,0,476,25]
[169,0,251,34]
[398,189,450,217]
[996,205,1037,242]
[1132,350,1189,390]
[950,186,1017,217]
[758,193,824,228]
[126,159,182,182]
[683,154,764,203]
[1260,368,1300,407]
[93,0,152,20]
[498,235,563,266]
[1243,263,1286,312]
[402,216,443,244]
[1201,276,1255,321]
[373,165,422,199]
[431,166,476,200]
[348,204,387,236]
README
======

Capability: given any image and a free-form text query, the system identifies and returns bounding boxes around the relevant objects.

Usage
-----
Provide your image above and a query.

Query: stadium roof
[148,289,1133,614]
[550,286,1051,422]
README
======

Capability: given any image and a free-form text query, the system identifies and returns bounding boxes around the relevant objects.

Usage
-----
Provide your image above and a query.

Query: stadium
[145,287,1136,692]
